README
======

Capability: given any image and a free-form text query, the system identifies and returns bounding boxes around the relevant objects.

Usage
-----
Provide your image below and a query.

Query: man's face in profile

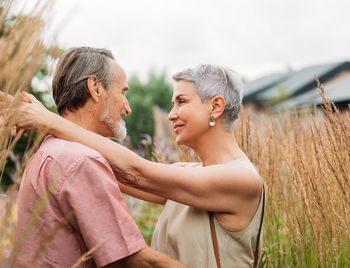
[99,60,131,140]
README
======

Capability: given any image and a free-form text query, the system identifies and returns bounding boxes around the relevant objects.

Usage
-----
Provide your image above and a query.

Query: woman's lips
[174,123,185,133]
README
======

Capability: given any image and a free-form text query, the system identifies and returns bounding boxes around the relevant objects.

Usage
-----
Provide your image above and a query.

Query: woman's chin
[175,135,191,147]
[175,135,184,146]
[175,139,182,145]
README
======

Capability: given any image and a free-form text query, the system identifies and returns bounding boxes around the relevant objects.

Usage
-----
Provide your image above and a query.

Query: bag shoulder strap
[209,211,221,268]
[253,183,266,268]
[209,183,265,268]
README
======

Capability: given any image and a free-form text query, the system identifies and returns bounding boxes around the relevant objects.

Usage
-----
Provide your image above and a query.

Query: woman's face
[168,80,212,146]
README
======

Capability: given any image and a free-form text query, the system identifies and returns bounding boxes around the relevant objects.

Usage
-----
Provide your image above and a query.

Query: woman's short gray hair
[173,64,244,131]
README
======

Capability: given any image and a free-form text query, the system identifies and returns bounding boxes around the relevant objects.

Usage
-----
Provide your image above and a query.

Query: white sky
[20,0,350,82]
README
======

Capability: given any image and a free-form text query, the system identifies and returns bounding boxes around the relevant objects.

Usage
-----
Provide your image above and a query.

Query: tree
[125,71,173,147]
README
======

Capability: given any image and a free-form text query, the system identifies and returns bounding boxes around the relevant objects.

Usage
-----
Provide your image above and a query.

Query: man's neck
[63,109,99,134]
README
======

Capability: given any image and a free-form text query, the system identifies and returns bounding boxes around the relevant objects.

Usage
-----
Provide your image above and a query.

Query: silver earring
[209,115,216,127]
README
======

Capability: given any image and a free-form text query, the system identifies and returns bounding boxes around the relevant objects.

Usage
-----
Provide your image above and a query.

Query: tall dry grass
[234,78,350,267]
[0,0,48,265]
[0,1,63,266]
[0,0,47,179]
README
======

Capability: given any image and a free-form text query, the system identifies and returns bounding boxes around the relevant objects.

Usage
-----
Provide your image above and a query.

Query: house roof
[276,74,350,109]
[243,60,350,107]
[243,72,289,98]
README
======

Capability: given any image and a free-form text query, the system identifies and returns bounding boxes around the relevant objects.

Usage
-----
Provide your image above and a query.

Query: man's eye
[179,99,186,103]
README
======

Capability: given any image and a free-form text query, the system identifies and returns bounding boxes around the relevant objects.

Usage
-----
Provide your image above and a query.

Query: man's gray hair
[52,47,116,116]
[173,64,244,131]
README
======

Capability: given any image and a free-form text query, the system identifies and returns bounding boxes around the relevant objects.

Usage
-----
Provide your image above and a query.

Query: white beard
[99,90,127,141]
[100,114,127,141]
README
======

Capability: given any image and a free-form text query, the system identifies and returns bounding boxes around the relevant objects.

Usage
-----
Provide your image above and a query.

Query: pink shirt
[13,135,146,267]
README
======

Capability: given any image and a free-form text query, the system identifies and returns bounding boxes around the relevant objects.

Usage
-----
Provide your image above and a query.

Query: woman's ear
[86,76,102,103]
[210,95,226,118]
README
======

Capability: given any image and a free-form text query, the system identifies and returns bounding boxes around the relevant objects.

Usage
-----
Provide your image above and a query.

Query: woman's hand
[16,92,55,131]
[0,91,55,132]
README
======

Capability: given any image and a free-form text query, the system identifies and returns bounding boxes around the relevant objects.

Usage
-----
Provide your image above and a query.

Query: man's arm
[118,182,166,205]
[104,247,189,268]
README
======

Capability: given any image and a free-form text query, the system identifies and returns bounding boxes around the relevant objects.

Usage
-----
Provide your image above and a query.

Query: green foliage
[1,133,35,191]
[133,201,163,245]
[266,83,291,106]
[125,71,173,147]
[31,60,58,113]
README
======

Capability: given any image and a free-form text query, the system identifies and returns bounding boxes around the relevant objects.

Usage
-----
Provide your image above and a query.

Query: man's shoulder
[39,135,105,163]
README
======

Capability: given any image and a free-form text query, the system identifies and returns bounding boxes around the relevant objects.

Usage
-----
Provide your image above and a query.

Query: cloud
[23,0,350,81]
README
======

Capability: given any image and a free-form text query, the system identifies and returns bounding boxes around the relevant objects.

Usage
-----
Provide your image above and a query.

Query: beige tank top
[151,160,264,268]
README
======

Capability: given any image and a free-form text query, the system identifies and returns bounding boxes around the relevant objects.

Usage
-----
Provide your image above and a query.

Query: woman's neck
[191,129,247,167]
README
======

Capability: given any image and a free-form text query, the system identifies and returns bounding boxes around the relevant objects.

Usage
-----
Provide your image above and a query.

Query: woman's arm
[118,182,166,205]
[17,93,261,213]
[13,95,166,205]
[117,162,189,205]
[42,111,261,213]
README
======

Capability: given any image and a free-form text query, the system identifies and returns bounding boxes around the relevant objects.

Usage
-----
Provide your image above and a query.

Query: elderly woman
[14,64,265,268]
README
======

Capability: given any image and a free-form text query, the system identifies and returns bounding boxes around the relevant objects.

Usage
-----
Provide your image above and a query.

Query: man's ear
[210,95,226,118]
[87,76,102,103]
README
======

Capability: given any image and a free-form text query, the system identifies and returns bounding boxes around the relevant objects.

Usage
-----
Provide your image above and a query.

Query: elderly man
[11,47,187,268]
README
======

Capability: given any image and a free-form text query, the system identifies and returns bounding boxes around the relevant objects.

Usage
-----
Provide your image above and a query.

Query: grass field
[1,0,349,266]
[1,68,350,268]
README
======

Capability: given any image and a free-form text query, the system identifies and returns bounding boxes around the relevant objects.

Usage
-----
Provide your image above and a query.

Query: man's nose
[124,101,131,115]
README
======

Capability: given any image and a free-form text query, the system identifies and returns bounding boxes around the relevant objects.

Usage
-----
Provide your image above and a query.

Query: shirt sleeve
[57,154,147,267]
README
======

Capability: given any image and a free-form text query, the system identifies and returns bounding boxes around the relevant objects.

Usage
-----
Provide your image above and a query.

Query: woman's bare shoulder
[170,162,201,167]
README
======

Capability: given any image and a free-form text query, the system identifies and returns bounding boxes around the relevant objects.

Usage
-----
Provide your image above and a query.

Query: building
[243,61,350,111]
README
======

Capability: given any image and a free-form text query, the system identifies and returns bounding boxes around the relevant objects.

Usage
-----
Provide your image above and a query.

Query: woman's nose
[168,107,177,121]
